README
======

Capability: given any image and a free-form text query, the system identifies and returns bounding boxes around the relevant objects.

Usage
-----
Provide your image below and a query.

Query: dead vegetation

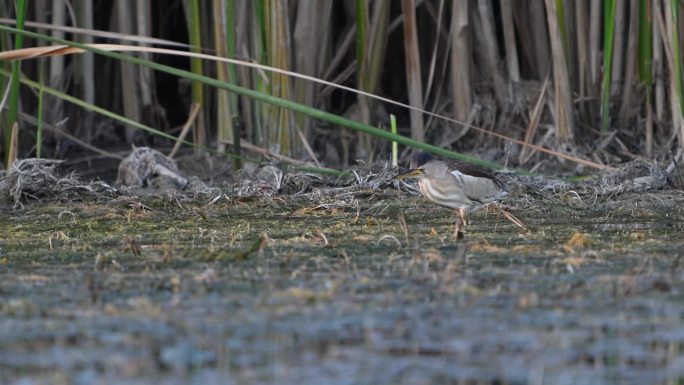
[1,152,680,217]
[0,158,114,208]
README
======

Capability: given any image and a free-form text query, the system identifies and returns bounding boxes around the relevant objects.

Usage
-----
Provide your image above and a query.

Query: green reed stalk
[391,114,397,168]
[5,0,27,166]
[252,0,266,145]
[225,0,241,168]
[637,0,653,86]
[188,0,206,150]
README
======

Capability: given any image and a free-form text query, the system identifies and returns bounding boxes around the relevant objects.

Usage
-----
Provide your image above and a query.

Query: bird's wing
[450,168,506,202]
[449,160,500,180]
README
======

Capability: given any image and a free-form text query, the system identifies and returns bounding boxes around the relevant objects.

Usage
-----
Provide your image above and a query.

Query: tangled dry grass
[0,159,114,209]
[1,150,679,215]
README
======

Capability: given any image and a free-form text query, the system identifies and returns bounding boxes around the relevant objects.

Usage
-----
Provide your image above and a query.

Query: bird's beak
[392,169,423,180]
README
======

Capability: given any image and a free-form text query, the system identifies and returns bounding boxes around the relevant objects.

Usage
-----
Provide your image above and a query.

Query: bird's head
[410,151,434,169]
[393,152,447,180]
[392,166,426,180]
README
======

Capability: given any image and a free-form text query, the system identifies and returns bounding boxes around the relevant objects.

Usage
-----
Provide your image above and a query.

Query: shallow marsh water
[1,189,684,385]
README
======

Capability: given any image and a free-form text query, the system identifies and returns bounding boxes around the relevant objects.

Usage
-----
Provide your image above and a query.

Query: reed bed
[0,0,683,173]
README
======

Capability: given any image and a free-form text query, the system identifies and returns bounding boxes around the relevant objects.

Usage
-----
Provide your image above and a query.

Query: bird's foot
[452,222,464,240]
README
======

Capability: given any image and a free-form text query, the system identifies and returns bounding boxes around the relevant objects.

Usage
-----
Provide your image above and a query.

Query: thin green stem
[225,0,241,169]
[391,114,398,168]
[252,0,266,145]
[5,0,27,166]
[188,0,205,150]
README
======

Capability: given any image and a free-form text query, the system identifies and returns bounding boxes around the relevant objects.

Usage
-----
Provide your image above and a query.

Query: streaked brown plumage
[393,152,507,236]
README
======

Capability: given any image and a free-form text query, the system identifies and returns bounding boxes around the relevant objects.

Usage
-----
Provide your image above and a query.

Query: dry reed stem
[544,0,574,143]
[500,0,520,82]
[449,0,472,122]
[618,0,639,126]
[475,0,506,104]
[116,0,141,143]
[401,0,425,142]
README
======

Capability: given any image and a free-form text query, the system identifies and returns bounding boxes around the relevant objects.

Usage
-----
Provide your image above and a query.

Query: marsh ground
[1,172,684,385]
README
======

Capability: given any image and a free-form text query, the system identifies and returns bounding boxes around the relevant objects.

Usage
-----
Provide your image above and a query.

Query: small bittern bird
[393,152,521,236]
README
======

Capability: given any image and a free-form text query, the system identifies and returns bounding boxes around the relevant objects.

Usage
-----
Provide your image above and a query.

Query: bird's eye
[418,167,425,172]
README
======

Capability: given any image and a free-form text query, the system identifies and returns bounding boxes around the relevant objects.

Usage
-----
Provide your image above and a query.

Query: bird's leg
[452,217,463,238]
[452,208,467,238]
[459,207,469,226]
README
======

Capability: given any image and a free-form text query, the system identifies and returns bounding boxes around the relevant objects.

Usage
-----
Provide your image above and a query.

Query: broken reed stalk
[169,103,201,159]
[519,76,549,165]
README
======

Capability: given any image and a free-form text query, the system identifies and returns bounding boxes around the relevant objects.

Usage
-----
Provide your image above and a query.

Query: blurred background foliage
[1,0,683,176]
